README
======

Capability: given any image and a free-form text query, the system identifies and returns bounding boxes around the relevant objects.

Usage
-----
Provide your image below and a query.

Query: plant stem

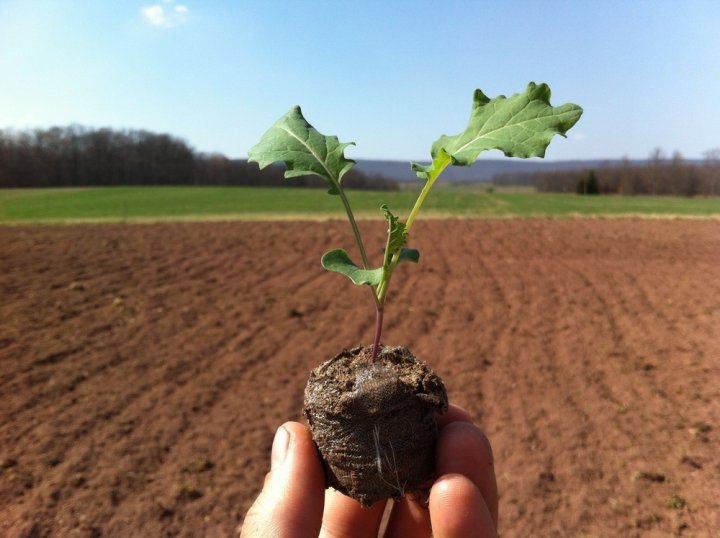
[336,185,381,309]
[337,188,370,269]
[371,306,384,362]
[375,152,452,305]
[405,152,452,232]
[346,154,452,360]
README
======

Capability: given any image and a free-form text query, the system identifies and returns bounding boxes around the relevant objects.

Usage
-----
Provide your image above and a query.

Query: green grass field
[1,186,718,223]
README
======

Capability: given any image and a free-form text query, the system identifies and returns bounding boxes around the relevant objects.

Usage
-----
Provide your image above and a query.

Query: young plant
[249,82,582,357]
[249,82,582,505]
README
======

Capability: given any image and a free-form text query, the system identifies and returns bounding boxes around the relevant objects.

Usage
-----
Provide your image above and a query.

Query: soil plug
[303,345,447,505]
[249,83,582,505]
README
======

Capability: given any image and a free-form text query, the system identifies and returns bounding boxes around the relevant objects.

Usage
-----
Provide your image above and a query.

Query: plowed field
[1,219,718,537]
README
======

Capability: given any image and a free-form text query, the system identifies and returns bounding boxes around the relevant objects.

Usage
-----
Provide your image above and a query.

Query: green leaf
[414,82,583,181]
[321,249,382,286]
[398,248,419,263]
[411,148,450,182]
[380,205,419,266]
[381,204,408,257]
[247,106,355,195]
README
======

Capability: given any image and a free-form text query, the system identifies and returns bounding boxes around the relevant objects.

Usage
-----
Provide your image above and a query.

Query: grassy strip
[1,186,719,223]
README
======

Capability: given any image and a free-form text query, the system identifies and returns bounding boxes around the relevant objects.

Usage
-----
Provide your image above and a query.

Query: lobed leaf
[414,82,583,181]
[381,205,408,258]
[247,106,355,194]
[381,204,419,267]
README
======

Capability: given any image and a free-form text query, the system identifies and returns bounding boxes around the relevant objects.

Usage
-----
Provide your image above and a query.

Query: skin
[240,404,498,537]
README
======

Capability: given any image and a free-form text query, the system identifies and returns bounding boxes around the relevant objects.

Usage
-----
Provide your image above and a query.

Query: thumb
[240,422,325,537]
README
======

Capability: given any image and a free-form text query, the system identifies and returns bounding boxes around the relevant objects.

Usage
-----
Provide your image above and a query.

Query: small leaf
[248,106,355,194]
[381,204,420,267]
[398,248,419,263]
[321,249,382,286]
[411,148,451,182]
[381,204,408,257]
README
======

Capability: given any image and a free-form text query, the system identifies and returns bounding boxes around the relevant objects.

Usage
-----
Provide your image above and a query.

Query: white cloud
[141,1,189,28]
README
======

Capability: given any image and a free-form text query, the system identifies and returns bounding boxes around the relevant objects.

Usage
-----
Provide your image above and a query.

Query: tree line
[0,125,398,190]
[495,149,720,196]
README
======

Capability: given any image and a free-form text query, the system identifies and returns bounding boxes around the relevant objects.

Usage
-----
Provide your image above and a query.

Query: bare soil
[1,219,718,537]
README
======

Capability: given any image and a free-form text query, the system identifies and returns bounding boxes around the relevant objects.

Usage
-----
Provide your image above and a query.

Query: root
[372,424,406,498]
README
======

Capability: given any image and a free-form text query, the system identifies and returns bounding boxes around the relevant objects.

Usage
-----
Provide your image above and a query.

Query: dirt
[0,218,718,537]
[303,345,448,506]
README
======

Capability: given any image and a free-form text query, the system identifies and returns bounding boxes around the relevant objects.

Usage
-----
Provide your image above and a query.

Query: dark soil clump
[303,345,448,506]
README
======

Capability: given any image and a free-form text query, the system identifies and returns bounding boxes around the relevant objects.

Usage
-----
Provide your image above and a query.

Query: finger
[436,403,473,429]
[436,421,498,528]
[319,487,387,538]
[429,474,496,538]
[383,497,430,538]
[385,405,487,536]
[240,422,325,538]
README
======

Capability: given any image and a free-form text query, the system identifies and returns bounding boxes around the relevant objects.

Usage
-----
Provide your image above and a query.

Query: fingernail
[271,425,290,470]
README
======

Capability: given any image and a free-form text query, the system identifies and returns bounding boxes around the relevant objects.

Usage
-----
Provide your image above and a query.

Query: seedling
[250,82,582,360]
[249,82,582,505]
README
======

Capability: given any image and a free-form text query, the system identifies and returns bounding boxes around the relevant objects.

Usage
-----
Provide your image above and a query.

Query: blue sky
[1,1,718,162]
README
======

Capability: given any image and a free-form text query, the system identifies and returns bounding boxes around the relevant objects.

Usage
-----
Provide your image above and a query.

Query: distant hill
[353,158,683,183]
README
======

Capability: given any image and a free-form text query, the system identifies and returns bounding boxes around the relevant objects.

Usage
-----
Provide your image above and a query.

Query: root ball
[303,345,448,506]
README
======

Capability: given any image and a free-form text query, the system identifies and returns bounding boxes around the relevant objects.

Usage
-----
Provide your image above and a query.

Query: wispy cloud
[141,0,189,28]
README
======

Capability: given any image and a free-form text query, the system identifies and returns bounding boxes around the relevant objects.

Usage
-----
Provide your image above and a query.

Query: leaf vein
[278,125,338,186]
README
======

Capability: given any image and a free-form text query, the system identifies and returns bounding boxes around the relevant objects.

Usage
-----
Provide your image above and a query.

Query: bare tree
[0,125,397,189]
[647,147,665,195]
[703,148,720,196]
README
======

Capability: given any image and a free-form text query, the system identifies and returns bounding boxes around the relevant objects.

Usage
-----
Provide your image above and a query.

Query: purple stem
[371,307,384,363]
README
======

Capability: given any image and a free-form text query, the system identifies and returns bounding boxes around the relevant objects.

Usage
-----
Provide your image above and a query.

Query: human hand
[239,404,498,537]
